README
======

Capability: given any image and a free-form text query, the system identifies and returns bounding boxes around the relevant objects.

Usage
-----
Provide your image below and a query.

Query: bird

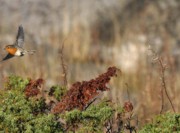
[1,25,35,61]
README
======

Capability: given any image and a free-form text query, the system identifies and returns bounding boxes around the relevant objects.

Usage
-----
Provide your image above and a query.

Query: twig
[84,97,97,110]
[158,57,175,113]
[105,119,113,133]
[124,113,137,133]
[158,57,166,114]
[148,45,176,113]
[116,113,124,133]
[125,83,130,101]
[59,39,67,87]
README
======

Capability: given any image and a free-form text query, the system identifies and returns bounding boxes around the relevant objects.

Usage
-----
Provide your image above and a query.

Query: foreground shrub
[62,100,115,132]
[139,113,180,133]
[49,85,67,101]
[0,76,63,132]
[0,68,136,132]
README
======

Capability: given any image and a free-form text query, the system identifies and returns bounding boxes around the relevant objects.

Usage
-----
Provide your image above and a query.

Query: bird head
[4,45,15,53]
[4,45,11,50]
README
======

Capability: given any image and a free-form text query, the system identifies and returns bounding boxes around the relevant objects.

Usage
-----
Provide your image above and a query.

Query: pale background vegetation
[0,0,180,127]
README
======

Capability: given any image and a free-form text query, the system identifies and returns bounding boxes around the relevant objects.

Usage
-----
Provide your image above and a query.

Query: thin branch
[105,119,113,133]
[124,113,137,133]
[158,57,175,113]
[59,39,68,87]
[125,83,130,101]
[148,45,176,113]
[84,97,97,110]
[158,57,166,114]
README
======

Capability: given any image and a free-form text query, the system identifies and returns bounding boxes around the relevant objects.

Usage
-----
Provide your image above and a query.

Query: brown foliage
[123,101,133,112]
[52,66,119,114]
[24,78,44,98]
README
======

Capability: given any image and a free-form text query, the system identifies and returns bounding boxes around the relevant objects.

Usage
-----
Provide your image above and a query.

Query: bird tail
[25,50,36,55]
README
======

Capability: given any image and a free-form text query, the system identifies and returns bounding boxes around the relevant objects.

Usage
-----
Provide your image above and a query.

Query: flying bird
[1,25,35,61]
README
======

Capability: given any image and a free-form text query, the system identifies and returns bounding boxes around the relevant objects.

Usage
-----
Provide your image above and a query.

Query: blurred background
[0,0,180,127]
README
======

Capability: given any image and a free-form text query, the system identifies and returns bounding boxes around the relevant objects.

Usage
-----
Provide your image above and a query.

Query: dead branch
[59,39,68,87]
[125,83,130,101]
[148,45,176,113]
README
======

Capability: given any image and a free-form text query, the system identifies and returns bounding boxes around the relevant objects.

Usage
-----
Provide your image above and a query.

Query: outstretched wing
[1,54,14,61]
[15,25,24,47]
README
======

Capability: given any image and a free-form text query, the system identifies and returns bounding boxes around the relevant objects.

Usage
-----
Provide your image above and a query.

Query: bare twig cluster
[148,45,176,113]
[104,119,113,133]
[104,101,137,133]
[103,83,137,133]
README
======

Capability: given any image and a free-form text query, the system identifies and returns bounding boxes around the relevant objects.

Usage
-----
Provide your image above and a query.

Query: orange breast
[6,47,17,55]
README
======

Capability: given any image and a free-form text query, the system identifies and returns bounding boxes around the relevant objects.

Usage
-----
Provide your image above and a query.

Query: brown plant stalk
[59,39,67,87]
[157,57,175,113]
[148,45,175,113]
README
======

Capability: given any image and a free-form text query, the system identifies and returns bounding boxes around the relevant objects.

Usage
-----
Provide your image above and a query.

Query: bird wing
[15,25,24,47]
[1,54,14,61]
